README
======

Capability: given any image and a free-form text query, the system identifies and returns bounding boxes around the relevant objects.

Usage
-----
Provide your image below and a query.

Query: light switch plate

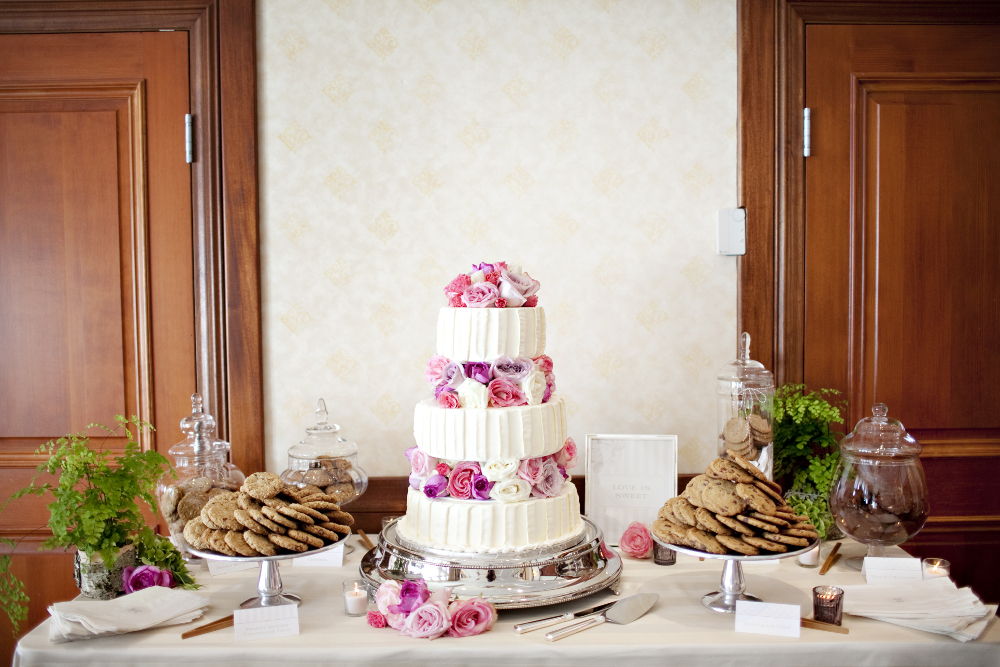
[716,208,746,256]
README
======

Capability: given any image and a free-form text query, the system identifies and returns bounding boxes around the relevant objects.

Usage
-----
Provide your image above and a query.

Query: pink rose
[531,456,565,498]
[122,565,173,594]
[524,295,538,307]
[620,521,653,559]
[437,391,461,409]
[517,456,545,486]
[544,372,556,402]
[409,448,438,478]
[400,601,452,640]
[495,297,508,309]
[445,274,471,297]
[532,355,554,373]
[487,378,526,408]
[484,271,501,285]
[376,580,408,629]
[424,355,450,385]
[448,294,465,308]
[554,437,578,470]
[461,282,499,308]
[435,462,451,477]
[367,610,387,628]
[447,461,482,499]
[448,597,497,637]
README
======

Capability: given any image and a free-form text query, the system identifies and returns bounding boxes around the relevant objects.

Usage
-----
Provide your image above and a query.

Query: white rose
[456,378,488,409]
[469,270,486,284]
[489,477,532,503]
[482,459,520,483]
[498,280,527,307]
[521,370,547,406]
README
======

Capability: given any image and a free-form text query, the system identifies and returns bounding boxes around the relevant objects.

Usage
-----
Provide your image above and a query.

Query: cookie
[735,515,780,533]
[234,508,269,535]
[318,521,351,535]
[783,528,819,539]
[206,529,238,556]
[302,500,341,512]
[735,482,777,515]
[789,522,817,531]
[268,533,308,553]
[243,472,284,500]
[275,505,315,525]
[161,485,182,520]
[261,505,298,529]
[249,507,287,534]
[201,512,221,530]
[225,530,263,557]
[207,487,231,499]
[177,491,209,522]
[287,502,327,522]
[287,529,323,548]
[723,416,751,445]
[237,492,262,512]
[204,492,242,531]
[684,528,727,555]
[298,484,325,496]
[773,511,798,521]
[742,535,788,553]
[706,458,755,484]
[244,530,278,556]
[324,483,356,503]
[699,478,747,516]
[765,532,811,547]
[717,534,760,556]
[318,455,352,470]
[661,497,698,526]
[261,496,289,509]
[302,524,341,542]
[694,507,732,536]
[725,449,770,483]
[303,469,336,487]
[749,512,791,527]
[213,478,241,491]
[183,516,211,550]
[180,476,214,494]
[748,414,772,440]
[753,480,785,505]
[651,518,689,546]
[715,513,755,536]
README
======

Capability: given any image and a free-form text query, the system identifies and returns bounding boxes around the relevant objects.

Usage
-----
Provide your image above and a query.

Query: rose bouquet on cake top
[426,354,556,409]
[443,262,540,309]
[367,579,497,640]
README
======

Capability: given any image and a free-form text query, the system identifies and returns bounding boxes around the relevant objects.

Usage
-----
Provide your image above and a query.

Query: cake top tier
[444,262,540,309]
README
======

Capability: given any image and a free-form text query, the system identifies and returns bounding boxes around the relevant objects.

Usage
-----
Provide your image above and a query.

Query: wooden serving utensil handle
[181,614,235,640]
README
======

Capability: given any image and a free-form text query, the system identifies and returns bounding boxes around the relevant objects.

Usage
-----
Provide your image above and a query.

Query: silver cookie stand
[188,531,350,609]
[361,518,621,610]
[652,533,819,613]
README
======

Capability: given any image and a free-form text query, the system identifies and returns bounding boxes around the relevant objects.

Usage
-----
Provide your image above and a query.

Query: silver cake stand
[360,518,621,609]
[188,531,350,609]
[652,533,818,613]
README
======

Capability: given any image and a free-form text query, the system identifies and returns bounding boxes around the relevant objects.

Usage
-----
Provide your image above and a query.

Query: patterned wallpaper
[257,0,738,478]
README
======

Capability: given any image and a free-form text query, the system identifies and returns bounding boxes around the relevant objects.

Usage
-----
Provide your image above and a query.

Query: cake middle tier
[437,306,545,362]
[413,396,567,461]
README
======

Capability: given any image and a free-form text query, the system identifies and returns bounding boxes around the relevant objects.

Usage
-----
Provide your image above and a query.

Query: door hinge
[185,114,194,163]
[803,108,811,157]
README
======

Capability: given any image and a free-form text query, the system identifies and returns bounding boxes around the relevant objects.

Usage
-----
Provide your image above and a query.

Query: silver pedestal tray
[360,518,621,609]
[652,533,818,613]
[188,531,350,609]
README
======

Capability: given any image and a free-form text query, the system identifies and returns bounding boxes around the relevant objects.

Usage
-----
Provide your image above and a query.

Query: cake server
[513,600,618,634]
[545,593,659,641]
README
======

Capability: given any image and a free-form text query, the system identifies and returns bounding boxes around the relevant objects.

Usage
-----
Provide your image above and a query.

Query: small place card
[863,557,923,584]
[206,559,257,576]
[291,543,344,567]
[233,605,300,642]
[734,601,801,638]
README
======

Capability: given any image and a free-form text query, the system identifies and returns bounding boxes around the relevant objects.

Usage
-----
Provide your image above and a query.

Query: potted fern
[0,416,196,631]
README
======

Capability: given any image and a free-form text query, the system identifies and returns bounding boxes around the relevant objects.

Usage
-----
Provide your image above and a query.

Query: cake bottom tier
[397,482,584,554]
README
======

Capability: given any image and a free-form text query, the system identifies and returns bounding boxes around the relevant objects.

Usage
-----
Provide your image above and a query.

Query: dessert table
[14,537,1000,667]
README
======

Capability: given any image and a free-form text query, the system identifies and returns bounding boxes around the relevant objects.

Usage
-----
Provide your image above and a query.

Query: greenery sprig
[773,383,845,481]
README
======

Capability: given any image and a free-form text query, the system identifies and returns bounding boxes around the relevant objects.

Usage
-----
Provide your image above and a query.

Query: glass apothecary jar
[717,332,775,480]
[280,399,368,506]
[158,394,244,556]
[829,403,929,569]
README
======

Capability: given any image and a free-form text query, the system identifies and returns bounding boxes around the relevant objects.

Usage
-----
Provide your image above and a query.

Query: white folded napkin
[48,586,210,643]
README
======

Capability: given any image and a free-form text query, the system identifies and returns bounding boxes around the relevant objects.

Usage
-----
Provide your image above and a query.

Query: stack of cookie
[283,456,356,504]
[652,450,819,557]
[161,476,240,539]
[182,472,354,557]
[721,415,772,462]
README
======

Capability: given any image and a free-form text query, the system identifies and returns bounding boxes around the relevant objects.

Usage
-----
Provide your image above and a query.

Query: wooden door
[804,24,1000,600]
[0,31,195,656]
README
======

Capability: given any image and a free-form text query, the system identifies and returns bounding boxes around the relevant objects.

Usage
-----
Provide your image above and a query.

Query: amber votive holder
[813,585,845,626]
[653,542,676,566]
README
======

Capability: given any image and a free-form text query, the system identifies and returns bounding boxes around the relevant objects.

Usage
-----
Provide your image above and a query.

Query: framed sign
[584,434,678,545]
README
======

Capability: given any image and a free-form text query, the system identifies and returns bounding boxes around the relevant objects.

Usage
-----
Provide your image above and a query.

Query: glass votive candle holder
[797,542,821,568]
[382,515,400,531]
[813,586,845,626]
[343,579,369,617]
[653,542,676,566]
[923,558,951,580]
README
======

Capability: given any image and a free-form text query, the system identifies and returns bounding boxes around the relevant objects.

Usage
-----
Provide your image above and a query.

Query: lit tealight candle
[922,558,950,580]
[343,580,369,616]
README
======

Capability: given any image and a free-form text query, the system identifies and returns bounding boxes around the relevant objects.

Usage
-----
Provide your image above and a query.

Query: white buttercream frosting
[413,397,567,461]
[397,482,584,553]
[436,307,546,363]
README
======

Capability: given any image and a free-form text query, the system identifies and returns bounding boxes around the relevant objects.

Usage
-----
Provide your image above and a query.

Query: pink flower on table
[376,581,407,629]
[389,580,431,615]
[487,378,526,408]
[367,611,387,628]
[424,355,450,385]
[448,294,465,308]
[447,461,481,499]
[436,390,461,409]
[461,282,499,308]
[532,355,554,373]
[524,295,538,307]
[445,274,471,297]
[554,437,578,470]
[531,457,565,498]
[620,522,653,559]
[517,456,545,486]
[495,297,508,309]
[448,597,497,637]
[122,565,173,594]
[400,600,452,640]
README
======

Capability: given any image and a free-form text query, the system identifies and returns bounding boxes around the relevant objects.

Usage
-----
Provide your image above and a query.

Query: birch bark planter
[73,544,136,600]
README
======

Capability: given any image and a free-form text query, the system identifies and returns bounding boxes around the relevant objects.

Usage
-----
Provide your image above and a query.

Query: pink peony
[435,462,451,477]
[445,274,471,297]
[448,294,465,308]
[400,601,452,640]
[517,456,545,486]
[424,355,450,385]
[532,355,554,373]
[524,295,538,307]
[554,437,578,470]
[376,580,408,629]
[461,282,499,308]
[437,391,461,409]
[487,377,526,408]
[620,522,654,559]
[495,297,508,308]
[448,597,497,637]
[447,461,481,499]
[122,565,173,594]
[367,611,387,628]
[531,456,565,498]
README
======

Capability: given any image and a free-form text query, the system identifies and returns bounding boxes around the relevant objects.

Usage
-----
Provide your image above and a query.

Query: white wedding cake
[395,262,583,554]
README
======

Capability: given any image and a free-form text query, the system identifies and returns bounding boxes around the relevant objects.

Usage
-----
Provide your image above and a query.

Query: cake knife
[545,593,659,641]
[513,600,618,634]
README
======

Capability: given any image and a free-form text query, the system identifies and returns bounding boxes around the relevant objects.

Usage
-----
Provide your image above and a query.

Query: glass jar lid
[839,403,921,459]
[169,393,220,457]
[288,398,358,460]
[717,332,774,388]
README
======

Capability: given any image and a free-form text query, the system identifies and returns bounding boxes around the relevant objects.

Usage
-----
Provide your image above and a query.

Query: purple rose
[461,282,499,308]
[390,580,431,615]
[463,362,492,385]
[498,268,540,307]
[490,355,533,384]
[438,361,466,390]
[473,262,496,273]
[423,473,449,498]
[531,456,565,498]
[122,565,173,594]
[471,474,494,501]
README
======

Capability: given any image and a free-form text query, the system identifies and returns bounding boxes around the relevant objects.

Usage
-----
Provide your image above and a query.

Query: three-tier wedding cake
[395,262,583,554]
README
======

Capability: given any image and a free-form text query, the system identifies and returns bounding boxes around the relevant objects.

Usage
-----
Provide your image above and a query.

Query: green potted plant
[0,415,196,632]
[772,384,847,539]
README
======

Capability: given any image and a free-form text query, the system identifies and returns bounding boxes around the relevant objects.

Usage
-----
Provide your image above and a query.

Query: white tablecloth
[14,538,1000,667]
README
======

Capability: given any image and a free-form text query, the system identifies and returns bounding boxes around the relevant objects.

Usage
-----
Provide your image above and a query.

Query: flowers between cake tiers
[443,261,540,309]
[406,438,578,503]
[426,354,556,409]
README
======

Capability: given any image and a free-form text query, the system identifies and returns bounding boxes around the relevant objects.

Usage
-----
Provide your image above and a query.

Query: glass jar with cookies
[717,333,775,480]
[279,398,369,507]
[158,394,244,558]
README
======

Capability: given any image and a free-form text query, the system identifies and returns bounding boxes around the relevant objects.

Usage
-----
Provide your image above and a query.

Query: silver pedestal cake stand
[188,532,349,609]
[652,533,818,613]
[360,518,621,609]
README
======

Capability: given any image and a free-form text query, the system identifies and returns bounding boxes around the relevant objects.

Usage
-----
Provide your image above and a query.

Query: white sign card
[292,542,345,567]
[734,600,801,638]
[585,434,677,545]
[863,557,923,583]
[206,559,257,576]
[234,605,300,642]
